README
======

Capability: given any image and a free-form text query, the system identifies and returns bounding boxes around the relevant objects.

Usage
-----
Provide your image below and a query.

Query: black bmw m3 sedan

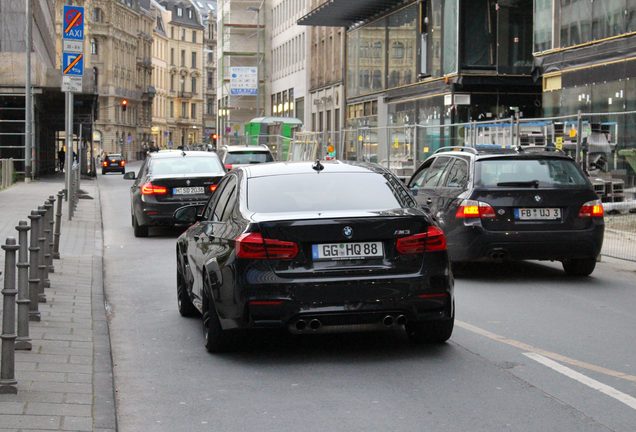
[174,160,454,353]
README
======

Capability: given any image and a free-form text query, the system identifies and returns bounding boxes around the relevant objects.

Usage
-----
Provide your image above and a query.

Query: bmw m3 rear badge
[343,226,353,239]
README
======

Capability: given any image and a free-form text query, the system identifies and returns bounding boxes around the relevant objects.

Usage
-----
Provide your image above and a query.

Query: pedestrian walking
[57,148,65,172]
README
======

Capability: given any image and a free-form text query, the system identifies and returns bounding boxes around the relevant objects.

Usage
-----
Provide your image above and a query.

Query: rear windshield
[248,172,414,213]
[150,156,224,176]
[475,158,588,188]
[106,154,122,160]
[226,151,274,165]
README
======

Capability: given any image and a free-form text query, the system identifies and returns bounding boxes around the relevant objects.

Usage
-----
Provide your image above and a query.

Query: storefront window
[387,5,418,88]
[461,0,497,68]
[560,0,592,47]
[533,0,553,52]
[417,97,444,161]
[442,0,458,74]
[496,0,533,73]
[592,0,625,40]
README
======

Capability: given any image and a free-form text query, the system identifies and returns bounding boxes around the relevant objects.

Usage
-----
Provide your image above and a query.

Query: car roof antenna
[181,150,187,157]
[312,159,324,172]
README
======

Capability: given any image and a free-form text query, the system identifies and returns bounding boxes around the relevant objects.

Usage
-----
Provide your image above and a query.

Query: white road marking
[524,352,636,411]
[456,320,636,383]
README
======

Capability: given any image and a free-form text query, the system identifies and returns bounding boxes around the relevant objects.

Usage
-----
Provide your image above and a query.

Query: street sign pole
[25,0,33,182]
[65,92,73,207]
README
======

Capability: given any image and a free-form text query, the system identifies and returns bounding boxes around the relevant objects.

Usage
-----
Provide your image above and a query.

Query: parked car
[124,150,225,237]
[174,160,454,353]
[407,146,604,276]
[101,153,126,175]
[216,144,274,170]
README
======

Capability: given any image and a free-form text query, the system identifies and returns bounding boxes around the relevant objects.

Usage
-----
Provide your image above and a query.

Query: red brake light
[396,226,447,254]
[578,199,604,218]
[236,232,298,260]
[120,160,126,166]
[455,199,496,219]
[209,184,218,192]
[224,164,233,170]
[141,182,168,195]
[102,161,108,167]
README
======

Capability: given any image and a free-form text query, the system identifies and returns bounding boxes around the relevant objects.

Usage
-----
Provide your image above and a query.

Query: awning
[297,0,406,27]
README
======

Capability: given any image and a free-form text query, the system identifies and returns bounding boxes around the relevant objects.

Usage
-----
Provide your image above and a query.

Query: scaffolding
[217,0,265,146]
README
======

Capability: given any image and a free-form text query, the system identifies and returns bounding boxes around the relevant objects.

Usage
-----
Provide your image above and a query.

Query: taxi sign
[63,5,84,41]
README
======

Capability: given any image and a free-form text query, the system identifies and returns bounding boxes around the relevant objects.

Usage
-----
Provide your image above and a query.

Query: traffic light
[121,99,128,112]
[211,133,218,146]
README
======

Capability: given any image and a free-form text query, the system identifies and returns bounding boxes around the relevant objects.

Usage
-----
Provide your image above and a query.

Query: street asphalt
[1,164,635,432]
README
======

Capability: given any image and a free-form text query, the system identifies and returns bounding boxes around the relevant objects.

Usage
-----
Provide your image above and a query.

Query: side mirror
[123,171,136,180]
[174,205,202,225]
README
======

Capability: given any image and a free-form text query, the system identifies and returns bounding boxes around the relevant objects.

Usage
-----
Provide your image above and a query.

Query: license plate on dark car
[312,241,383,260]
[514,208,561,220]
[173,186,204,195]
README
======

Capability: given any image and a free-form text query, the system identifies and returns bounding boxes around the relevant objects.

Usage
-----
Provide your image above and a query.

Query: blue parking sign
[62,52,84,76]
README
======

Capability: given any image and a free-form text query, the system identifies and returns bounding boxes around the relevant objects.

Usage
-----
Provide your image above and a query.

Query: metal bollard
[0,238,20,394]
[37,206,48,299]
[28,210,41,321]
[46,197,55,272]
[15,222,31,350]
[41,202,52,289]
[53,190,63,259]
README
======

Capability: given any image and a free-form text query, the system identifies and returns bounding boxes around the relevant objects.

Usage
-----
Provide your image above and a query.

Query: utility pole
[25,0,33,182]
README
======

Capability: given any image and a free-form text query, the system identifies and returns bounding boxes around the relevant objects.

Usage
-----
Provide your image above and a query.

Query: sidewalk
[0,176,116,432]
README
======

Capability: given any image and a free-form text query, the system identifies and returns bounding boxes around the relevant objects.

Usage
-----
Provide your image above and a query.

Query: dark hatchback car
[174,161,454,353]
[124,150,225,237]
[407,146,604,276]
[101,153,126,174]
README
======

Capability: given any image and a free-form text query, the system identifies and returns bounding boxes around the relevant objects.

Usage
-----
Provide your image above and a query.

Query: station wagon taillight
[396,226,447,254]
[455,199,496,219]
[236,232,299,260]
[578,199,604,218]
[141,182,168,195]
[224,164,233,170]
[209,184,218,192]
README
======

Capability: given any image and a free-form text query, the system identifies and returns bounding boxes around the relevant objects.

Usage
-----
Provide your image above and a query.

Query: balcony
[178,91,193,99]
[137,57,152,69]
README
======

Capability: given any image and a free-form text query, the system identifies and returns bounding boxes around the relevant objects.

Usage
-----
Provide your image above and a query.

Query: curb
[91,180,118,431]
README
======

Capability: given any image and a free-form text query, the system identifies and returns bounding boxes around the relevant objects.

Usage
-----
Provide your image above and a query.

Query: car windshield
[150,156,224,176]
[248,172,413,213]
[475,158,588,188]
[226,151,274,165]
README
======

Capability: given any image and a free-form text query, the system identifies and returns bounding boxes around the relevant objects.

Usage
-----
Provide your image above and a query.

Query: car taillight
[578,199,604,218]
[141,182,168,195]
[396,226,447,254]
[235,232,298,260]
[455,199,496,219]
[120,160,126,166]
[209,184,218,192]
[102,161,108,167]
[224,164,233,170]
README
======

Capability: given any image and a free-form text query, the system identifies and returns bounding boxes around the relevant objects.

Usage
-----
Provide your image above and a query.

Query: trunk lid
[149,174,224,203]
[255,210,434,278]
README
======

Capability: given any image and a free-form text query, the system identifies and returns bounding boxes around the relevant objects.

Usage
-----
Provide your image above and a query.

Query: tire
[562,258,596,276]
[101,170,106,175]
[406,317,454,344]
[177,258,197,317]
[202,281,236,353]
[132,215,148,238]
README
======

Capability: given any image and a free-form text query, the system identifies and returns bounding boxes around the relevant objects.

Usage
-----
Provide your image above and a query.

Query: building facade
[307,0,345,143]
[1,0,68,176]
[85,0,154,159]
[270,0,309,125]
[301,0,540,170]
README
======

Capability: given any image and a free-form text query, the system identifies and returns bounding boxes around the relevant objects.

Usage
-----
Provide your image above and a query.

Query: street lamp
[247,5,261,117]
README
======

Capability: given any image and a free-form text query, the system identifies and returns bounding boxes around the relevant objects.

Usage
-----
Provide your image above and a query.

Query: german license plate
[312,241,383,260]
[514,208,561,220]
[173,186,204,195]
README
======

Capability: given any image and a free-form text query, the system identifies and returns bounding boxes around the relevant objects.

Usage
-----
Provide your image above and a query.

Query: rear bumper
[135,197,205,226]
[102,166,124,173]
[448,224,604,262]
[217,272,454,331]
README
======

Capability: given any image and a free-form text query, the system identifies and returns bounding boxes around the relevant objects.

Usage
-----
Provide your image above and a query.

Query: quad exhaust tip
[309,319,321,330]
[383,315,395,326]
[396,315,407,326]
[295,320,307,331]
